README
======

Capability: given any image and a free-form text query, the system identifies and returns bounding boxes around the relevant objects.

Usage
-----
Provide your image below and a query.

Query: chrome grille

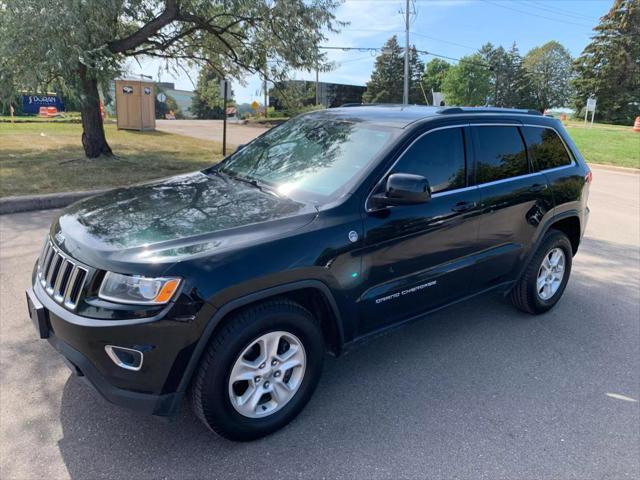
[37,239,88,310]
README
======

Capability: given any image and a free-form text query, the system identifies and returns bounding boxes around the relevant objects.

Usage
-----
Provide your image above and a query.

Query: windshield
[215,115,396,203]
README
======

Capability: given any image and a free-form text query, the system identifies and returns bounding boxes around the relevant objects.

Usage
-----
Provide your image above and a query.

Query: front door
[357,125,482,334]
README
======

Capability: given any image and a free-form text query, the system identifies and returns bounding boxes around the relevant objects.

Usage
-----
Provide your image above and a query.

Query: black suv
[26,106,591,440]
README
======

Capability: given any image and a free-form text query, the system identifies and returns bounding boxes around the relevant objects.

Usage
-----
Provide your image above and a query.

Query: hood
[53,172,317,269]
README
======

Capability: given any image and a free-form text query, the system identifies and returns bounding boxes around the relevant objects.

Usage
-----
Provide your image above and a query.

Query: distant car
[27,106,591,441]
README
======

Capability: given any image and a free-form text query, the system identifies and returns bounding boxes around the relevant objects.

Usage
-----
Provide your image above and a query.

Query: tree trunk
[78,64,112,158]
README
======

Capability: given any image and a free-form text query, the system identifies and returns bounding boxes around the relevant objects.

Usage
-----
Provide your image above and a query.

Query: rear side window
[522,126,573,171]
[393,127,466,194]
[473,126,529,184]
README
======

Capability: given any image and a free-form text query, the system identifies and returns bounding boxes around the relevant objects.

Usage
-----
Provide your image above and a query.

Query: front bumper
[26,283,207,417]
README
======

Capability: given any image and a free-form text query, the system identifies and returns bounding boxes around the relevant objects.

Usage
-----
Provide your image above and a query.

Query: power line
[479,0,594,29]
[527,0,600,22]
[319,44,560,79]
[411,32,477,51]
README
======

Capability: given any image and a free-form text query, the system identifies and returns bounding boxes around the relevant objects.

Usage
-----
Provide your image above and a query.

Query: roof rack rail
[339,103,381,107]
[437,107,542,116]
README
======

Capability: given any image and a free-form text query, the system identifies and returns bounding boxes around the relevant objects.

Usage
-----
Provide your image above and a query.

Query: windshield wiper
[224,172,283,198]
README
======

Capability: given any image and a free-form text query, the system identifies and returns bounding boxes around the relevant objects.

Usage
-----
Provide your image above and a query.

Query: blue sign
[22,94,65,114]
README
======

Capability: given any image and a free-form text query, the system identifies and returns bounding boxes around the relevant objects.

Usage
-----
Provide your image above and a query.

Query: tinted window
[474,126,529,183]
[393,128,466,193]
[522,126,572,171]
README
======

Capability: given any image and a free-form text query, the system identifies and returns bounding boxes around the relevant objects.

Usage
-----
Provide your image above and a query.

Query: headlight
[98,272,181,305]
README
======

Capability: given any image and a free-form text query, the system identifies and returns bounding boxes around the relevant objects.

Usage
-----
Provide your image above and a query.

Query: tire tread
[189,298,314,437]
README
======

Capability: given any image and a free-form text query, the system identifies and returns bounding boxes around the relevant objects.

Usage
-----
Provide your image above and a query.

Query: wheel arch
[510,211,581,293]
[547,215,581,255]
[176,280,344,394]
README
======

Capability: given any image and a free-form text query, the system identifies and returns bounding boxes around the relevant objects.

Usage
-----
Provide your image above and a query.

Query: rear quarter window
[522,126,573,171]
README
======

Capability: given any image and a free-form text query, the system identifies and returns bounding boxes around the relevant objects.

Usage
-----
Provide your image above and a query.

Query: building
[269,80,366,111]
[156,82,196,118]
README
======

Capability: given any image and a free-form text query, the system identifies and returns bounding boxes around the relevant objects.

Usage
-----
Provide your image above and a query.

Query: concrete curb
[588,163,640,174]
[0,189,109,215]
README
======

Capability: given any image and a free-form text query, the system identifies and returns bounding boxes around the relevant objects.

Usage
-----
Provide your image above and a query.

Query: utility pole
[403,0,410,105]
[315,65,320,105]
[222,79,228,156]
[263,73,268,118]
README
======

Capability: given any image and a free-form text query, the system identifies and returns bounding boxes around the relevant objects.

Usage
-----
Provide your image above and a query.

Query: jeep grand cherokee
[26,105,591,440]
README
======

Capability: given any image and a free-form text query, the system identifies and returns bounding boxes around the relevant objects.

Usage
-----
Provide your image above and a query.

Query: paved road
[1,166,638,480]
[156,119,269,147]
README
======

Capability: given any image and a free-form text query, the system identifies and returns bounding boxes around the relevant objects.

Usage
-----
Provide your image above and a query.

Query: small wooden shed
[115,79,156,131]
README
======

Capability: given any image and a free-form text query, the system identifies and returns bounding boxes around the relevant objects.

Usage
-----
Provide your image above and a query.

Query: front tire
[189,298,324,441]
[510,229,573,314]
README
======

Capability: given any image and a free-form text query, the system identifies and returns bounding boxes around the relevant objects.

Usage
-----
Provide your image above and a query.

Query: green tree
[0,0,341,158]
[572,0,640,124]
[363,36,404,103]
[522,41,573,112]
[191,66,227,119]
[363,37,426,104]
[408,46,427,104]
[478,42,536,108]
[269,81,316,116]
[441,54,491,106]
[421,58,451,105]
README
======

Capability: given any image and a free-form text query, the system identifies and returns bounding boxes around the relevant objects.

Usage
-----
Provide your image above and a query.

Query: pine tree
[363,36,404,103]
[409,46,427,104]
[479,42,537,109]
[572,0,640,124]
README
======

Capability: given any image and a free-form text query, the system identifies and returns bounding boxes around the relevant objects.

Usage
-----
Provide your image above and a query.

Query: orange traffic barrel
[38,106,48,117]
[46,106,58,116]
[633,116,640,132]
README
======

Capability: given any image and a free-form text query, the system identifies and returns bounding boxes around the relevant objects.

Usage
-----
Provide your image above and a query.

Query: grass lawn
[0,119,638,198]
[0,122,222,197]
[564,120,639,169]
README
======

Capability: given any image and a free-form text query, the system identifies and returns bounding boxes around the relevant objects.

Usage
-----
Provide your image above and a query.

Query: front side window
[521,126,573,171]
[473,126,529,184]
[392,127,466,194]
[217,115,395,203]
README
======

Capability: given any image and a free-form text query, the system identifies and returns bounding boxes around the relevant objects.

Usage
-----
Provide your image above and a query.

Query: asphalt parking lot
[1,165,638,479]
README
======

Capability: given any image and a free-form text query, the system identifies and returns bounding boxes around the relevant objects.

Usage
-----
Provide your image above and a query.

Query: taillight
[585,171,593,184]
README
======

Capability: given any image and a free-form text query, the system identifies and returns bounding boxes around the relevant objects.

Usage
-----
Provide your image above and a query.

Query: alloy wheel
[536,247,566,300]
[228,331,306,418]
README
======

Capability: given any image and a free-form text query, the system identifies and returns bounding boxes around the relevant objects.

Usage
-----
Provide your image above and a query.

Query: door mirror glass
[372,173,431,207]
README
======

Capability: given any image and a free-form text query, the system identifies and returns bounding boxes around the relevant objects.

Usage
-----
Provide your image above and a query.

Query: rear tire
[189,298,324,441]
[510,229,573,314]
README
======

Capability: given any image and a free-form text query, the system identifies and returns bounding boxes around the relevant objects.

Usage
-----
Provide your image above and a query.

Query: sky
[124,0,613,104]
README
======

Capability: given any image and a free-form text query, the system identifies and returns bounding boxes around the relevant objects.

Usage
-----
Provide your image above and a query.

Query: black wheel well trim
[175,279,344,394]
[510,210,581,291]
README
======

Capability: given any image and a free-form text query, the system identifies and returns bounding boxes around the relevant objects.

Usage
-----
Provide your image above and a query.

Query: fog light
[105,345,143,371]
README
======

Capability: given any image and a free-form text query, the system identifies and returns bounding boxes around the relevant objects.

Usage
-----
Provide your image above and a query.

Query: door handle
[451,201,477,213]
[529,183,548,193]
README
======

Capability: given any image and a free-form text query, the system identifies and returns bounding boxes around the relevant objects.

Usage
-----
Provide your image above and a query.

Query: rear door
[470,124,554,292]
[357,125,482,334]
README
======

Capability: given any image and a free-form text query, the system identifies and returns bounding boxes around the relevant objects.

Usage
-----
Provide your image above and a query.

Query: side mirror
[235,144,246,152]
[371,173,431,208]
